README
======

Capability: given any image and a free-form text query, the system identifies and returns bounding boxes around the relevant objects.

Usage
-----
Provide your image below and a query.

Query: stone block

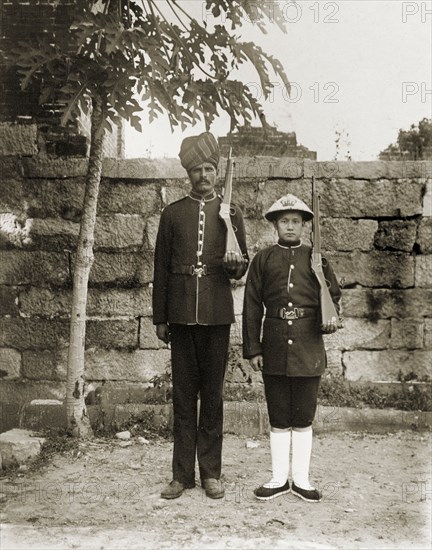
[321,218,377,251]
[424,319,432,348]
[136,250,154,284]
[0,348,21,380]
[423,180,432,217]
[255,179,311,220]
[374,220,417,252]
[21,403,67,432]
[0,251,69,285]
[86,320,138,349]
[323,318,390,350]
[98,181,160,215]
[325,349,343,375]
[415,255,432,288]
[0,380,66,405]
[417,218,432,253]
[331,251,414,288]
[219,157,304,180]
[0,403,21,433]
[20,158,88,178]
[0,429,45,468]
[229,180,262,219]
[0,318,69,350]
[87,288,152,317]
[318,179,423,218]
[390,319,425,349]
[26,218,79,250]
[144,214,160,250]
[89,252,140,284]
[23,179,86,220]
[304,160,432,180]
[162,180,193,207]
[21,349,67,381]
[92,382,154,406]
[343,350,431,381]
[341,289,432,319]
[102,158,185,179]
[94,215,145,248]
[0,286,19,316]
[138,316,166,349]
[244,218,276,253]
[232,285,245,316]
[18,287,72,318]
[0,213,32,248]
[230,315,243,346]
[0,157,23,180]
[0,123,37,156]
[85,349,171,382]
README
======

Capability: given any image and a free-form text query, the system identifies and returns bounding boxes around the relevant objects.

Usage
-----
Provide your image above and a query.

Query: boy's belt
[171,264,223,276]
[266,307,317,320]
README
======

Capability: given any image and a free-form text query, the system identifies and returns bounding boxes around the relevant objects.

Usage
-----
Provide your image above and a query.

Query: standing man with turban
[153,132,248,500]
[243,194,341,502]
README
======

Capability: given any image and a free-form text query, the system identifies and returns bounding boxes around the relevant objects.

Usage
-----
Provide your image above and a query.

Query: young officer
[242,193,341,502]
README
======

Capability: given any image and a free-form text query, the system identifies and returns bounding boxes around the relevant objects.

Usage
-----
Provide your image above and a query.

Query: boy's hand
[321,317,338,334]
[249,354,264,372]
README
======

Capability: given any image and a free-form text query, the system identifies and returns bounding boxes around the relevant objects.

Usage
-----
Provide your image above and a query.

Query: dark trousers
[263,375,321,429]
[169,324,230,484]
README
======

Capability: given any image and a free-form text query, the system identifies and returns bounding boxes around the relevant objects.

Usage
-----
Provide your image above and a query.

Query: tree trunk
[66,97,104,438]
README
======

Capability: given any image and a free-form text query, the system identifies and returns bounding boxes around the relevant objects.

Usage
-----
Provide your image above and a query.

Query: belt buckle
[191,264,207,277]
[281,307,299,320]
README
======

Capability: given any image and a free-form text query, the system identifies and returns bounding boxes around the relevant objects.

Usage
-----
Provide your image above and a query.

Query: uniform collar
[188,190,217,202]
[277,239,302,249]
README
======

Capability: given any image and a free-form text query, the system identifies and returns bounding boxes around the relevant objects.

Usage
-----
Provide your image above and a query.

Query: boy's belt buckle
[281,307,299,320]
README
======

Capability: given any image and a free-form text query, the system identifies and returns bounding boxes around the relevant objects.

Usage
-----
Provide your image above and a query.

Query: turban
[265,194,314,222]
[179,132,220,171]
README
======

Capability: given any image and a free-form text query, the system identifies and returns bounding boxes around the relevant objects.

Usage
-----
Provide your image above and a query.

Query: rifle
[219,148,243,257]
[311,175,342,330]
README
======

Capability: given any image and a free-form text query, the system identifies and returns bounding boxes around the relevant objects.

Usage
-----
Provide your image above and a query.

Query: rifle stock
[311,176,341,328]
[220,148,243,256]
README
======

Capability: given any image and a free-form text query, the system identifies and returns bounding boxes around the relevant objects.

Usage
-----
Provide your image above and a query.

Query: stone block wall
[0,132,431,407]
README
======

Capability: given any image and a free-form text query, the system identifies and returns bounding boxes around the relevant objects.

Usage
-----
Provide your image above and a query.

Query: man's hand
[249,354,264,372]
[223,251,245,272]
[156,323,170,344]
[320,317,338,334]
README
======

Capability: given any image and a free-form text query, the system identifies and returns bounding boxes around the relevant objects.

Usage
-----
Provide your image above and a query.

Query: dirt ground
[0,431,431,550]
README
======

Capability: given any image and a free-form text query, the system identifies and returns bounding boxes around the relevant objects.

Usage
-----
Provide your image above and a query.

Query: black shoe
[201,478,225,499]
[254,479,290,501]
[161,480,195,499]
[291,482,322,502]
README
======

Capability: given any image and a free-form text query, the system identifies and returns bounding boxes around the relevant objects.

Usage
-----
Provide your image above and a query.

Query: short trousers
[263,375,321,429]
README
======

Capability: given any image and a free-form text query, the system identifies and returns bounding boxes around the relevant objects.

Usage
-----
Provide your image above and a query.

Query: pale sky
[125,0,432,161]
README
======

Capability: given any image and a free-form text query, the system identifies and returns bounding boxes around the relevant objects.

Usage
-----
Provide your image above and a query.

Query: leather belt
[266,307,317,320]
[171,264,223,276]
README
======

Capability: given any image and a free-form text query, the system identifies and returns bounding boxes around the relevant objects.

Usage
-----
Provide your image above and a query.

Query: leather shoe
[161,480,195,500]
[202,478,225,499]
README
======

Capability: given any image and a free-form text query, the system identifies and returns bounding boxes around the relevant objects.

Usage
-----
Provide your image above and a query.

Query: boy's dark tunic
[242,241,341,377]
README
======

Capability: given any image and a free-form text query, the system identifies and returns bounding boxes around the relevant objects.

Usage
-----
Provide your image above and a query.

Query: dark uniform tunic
[153,193,248,325]
[152,191,248,483]
[242,241,341,377]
